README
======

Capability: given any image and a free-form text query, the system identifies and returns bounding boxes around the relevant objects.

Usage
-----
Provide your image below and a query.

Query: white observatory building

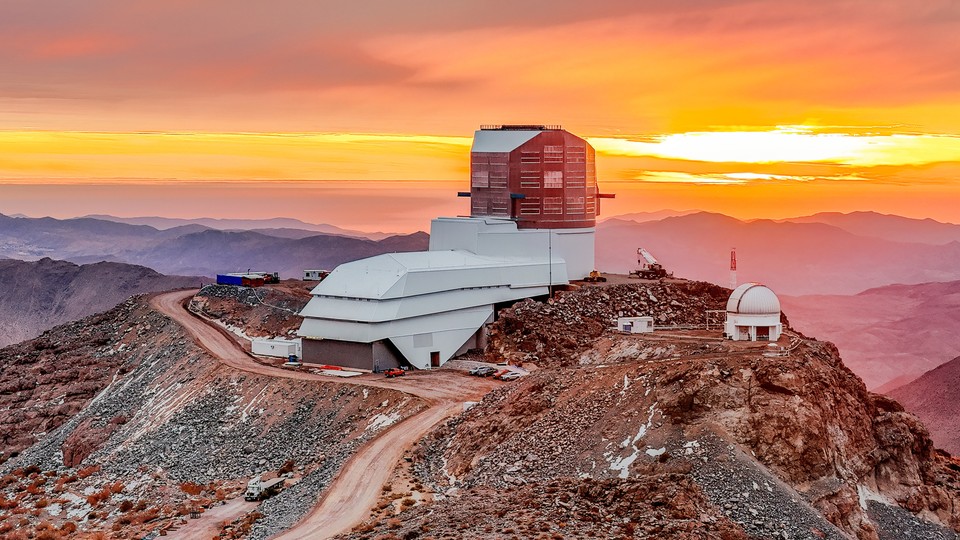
[297,125,613,371]
[724,283,783,342]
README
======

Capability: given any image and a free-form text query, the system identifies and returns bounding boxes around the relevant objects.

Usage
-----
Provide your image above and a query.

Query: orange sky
[2,1,959,231]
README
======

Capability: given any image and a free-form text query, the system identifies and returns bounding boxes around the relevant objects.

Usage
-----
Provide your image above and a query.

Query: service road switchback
[151,289,498,539]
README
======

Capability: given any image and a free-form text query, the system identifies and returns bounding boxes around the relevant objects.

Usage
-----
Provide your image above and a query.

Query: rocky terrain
[0,293,425,539]
[343,282,960,540]
[3,270,960,539]
[782,280,960,391]
[890,356,960,456]
[487,280,733,367]
[0,212,428,278]
[0,257,197,347]
[190,281,312,338]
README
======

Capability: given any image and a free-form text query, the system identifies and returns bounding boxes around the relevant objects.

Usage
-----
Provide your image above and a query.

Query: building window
[491,199,509,215]
[471,171,489,188]
[566,146,585,163]
[520,198,541,215]
[564,170,585,188]
[520,151,541,164]
[544,171,563,188]
[543,145,563,164]
[566,196,585,215]
[543,196,563,214]
[489,172,508,189]
[520,170,541,189]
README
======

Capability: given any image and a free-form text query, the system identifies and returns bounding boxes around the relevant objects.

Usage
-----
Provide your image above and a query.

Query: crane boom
[638,247,658,266]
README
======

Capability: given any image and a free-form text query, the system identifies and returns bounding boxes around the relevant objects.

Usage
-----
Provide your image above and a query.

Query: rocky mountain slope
[3,277,959,540]
[782,280,960,391]
[190,281,312,339]
[0,293,426,539]
[0,258,197,347]
[596,212,960,295]
[890,356,960,456]
[0,212,428,278]
[342,282,960,540]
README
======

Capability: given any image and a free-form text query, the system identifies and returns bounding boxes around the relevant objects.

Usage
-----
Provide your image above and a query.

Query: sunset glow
[2,1,960,228]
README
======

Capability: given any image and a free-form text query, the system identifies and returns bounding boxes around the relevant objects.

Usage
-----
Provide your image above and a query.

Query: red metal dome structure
[465,125,612,229]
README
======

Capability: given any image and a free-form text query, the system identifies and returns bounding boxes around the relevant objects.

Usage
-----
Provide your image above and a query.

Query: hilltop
[1,280,958,539]
[0,258,197,347]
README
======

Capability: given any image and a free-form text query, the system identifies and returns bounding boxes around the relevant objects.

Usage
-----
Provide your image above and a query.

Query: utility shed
[617,316,654,334]
[724,283,783,342]
[252,338,300,358]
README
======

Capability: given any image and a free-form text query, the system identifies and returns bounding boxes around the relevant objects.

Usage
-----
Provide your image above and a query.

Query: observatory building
[724,283,783,341]
[297,125,612,371]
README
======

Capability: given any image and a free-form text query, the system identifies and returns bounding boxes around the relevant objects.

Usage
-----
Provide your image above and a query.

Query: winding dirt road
[150,289,495,539]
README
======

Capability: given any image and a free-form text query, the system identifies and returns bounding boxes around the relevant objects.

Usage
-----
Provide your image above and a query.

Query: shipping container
[216,274,244,286]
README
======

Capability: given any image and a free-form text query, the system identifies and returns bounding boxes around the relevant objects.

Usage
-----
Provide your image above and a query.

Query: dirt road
[177,497,259,540]
[150,289,495,538]
[150,289,492,402]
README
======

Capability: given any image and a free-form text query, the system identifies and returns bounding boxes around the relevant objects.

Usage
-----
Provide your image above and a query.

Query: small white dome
[727,283,781,315]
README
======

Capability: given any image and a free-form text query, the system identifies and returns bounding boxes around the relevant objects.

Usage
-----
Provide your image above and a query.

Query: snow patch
[366,412,401,432]
[645,447,666,457]
[605,402,659,478]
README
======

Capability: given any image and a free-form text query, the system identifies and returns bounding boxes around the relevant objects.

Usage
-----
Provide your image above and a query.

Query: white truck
[244,475,285,501]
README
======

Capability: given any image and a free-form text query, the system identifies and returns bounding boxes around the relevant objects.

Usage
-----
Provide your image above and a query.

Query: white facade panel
[617,316,654,334]
[252,338,299,358]
[300,284,549,323]
[429,217,594,280]
[299,305,493,348]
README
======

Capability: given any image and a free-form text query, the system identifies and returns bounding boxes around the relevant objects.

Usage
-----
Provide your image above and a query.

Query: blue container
[216,274,244,286]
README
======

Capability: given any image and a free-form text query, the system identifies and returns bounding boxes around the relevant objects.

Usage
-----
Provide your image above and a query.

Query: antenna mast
[729,248,737,289]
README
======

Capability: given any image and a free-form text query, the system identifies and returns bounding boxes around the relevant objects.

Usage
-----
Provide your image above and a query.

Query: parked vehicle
[500,371,523,381]
[582,270,607,283]
[468,366,486,375]
[492,369,511,380]
[475,366,497,377]
[384,368,405,378]
[244,476,284,501]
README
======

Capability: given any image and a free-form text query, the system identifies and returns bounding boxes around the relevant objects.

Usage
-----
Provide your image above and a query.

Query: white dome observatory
[724,283,782,341]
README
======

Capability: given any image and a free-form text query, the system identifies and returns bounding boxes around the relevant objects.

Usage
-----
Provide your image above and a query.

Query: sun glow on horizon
[589,126,960,167]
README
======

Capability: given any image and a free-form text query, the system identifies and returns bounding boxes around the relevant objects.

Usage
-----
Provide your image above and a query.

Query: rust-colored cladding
[470,127,599,229]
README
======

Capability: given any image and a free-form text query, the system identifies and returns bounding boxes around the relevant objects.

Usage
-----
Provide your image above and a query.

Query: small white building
[252,338,301,358]
[617,316,654,334]
[724,283,782,341]
[303,270,329,281]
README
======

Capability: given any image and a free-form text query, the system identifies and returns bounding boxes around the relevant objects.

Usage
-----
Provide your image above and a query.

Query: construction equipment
[582,270,607,283]
[629,248,672,280]
[244,475,284,501]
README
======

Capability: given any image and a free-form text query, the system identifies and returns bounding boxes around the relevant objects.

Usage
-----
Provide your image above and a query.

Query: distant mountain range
[83,214,395,240]
[778,211,960,245]
[0,213,428,278]
[890,355,960,455]
[0,258,197,347]
[596,212,960,295]
[781,280,960,390]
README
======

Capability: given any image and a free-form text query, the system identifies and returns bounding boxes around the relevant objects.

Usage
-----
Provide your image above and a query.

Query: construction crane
[629,247,672,280]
